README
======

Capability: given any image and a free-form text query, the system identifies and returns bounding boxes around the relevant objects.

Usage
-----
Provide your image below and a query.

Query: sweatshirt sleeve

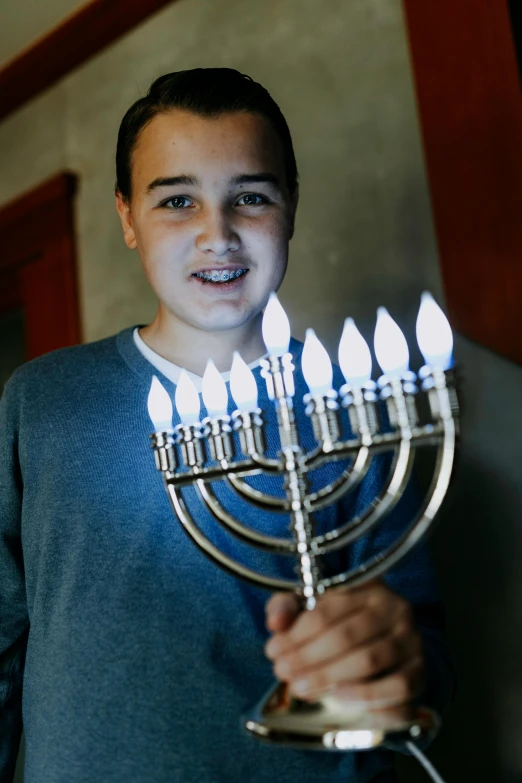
[0,375,29,781]
[343,452,457,727]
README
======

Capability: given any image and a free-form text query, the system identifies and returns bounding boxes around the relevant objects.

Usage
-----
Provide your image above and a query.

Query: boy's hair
[115,68,298,201]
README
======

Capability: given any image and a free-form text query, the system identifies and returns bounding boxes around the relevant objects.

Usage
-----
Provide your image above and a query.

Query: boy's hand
[264,581,425,708]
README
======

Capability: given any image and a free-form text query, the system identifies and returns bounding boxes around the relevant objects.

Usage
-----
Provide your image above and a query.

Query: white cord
[405,741,447,783]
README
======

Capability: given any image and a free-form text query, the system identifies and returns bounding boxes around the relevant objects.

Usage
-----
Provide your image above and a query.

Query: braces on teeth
[196,269,247,282]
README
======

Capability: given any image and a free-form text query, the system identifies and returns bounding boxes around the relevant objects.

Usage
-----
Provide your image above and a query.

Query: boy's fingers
[265,593,302,632]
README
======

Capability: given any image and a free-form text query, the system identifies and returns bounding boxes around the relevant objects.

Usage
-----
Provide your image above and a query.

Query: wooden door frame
[0,0,177,124]
[403,0,522,366]
[0,173,82,360]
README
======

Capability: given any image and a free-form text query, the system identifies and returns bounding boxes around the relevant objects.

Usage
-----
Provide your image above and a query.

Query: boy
[0,68,455,782]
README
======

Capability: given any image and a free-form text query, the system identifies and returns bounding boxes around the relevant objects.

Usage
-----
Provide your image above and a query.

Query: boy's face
[116,109,297,334]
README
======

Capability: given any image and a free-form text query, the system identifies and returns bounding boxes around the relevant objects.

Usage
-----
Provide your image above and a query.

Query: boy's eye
[236,193,269,206]
[162,196,193,209]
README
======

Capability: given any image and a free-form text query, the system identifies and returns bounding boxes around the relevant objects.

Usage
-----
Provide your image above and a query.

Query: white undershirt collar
[133,327,266,392]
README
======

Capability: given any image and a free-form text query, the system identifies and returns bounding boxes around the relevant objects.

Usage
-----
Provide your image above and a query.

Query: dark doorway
[0,172,82,380]
[508,0,522,83]
[0,172,81,782]
[0,308,25,395]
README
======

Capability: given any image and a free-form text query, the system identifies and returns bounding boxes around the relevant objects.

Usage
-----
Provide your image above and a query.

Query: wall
[0,0,520,780]
[0,0,440,350]
[0,0,86,68]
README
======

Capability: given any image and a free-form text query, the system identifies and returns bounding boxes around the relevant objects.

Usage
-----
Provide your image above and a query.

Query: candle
[374,307,409,377]
[416,292,453,370]
[230,352,258,412]
[301,328,333,396]
[202,359,229,418]
[147,375,173,432]
[175,370,201,425]
[338,318,372,387]
[262,293,291,357]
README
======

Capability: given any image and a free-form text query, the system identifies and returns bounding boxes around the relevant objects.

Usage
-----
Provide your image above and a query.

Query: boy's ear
[288,184,299,240]
[115,191,138,249]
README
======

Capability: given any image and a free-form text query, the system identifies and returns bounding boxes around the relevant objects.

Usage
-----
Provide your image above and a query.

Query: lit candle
[147,375,173,432]
[338,318,372,387]
[175,370,201,425]
[416,292,453,370]
[202,359,229,418]
[301,329,333,396]
[230,352,258,412]
[262,293,291,357]
[374,307,409,377]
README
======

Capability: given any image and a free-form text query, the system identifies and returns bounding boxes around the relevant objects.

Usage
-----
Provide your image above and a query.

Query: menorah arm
[310,438,414,555]
[249,453,282,471]
[226,474,289,511]
[165,481,297,591]
[164,457,267,487]
[304,425,445,471]
[320,417,457,590]
[304,436,363,470]
[195,479,296,554]
[225,445,371,513]
[307,445,371,512]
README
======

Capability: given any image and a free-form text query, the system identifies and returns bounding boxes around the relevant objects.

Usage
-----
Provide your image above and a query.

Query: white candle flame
[262,293,291,356]
[338,318,372,387]
[230,352,258,412]
[147,376,173,431]
[175,370,201,425]
[374,307,409,377]
[416,291,453,370]
[301,329,333,396]
[202,359,229,418]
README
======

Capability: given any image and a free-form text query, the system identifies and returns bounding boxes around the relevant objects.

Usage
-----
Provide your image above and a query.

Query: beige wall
[0,0,440,353]
[0,0,87,68]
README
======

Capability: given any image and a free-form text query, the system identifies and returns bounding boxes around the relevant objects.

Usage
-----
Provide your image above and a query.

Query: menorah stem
[281,445,321,609]
[273,379,322,608]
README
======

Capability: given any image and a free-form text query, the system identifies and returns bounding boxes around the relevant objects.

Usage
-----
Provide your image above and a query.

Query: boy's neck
[139,310,267,376]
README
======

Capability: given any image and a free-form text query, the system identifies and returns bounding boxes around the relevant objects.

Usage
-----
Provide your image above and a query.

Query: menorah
[147,292,459,752]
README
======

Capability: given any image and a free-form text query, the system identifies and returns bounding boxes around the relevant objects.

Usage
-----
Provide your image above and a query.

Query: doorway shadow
[397,451,522,782]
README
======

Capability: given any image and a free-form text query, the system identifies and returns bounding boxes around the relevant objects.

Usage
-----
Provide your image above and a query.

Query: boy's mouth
[192,268,249,284]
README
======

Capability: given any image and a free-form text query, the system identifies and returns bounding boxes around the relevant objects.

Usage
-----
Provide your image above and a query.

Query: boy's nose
[195,209,240,256]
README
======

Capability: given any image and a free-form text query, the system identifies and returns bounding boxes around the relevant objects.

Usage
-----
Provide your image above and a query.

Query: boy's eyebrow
[231,173,282,189]
[146,175,200,192]
[145,173,282,193]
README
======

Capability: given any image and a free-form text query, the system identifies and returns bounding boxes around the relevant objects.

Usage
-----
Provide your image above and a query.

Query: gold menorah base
[244,682,438,750]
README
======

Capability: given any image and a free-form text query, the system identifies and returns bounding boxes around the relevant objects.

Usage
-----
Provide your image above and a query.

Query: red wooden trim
[0,173,76,232]
[0,172,82,357]
[20,244,81,358]
[0,174,77,271]
[0,0,177,123]
[403,0,522,366]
